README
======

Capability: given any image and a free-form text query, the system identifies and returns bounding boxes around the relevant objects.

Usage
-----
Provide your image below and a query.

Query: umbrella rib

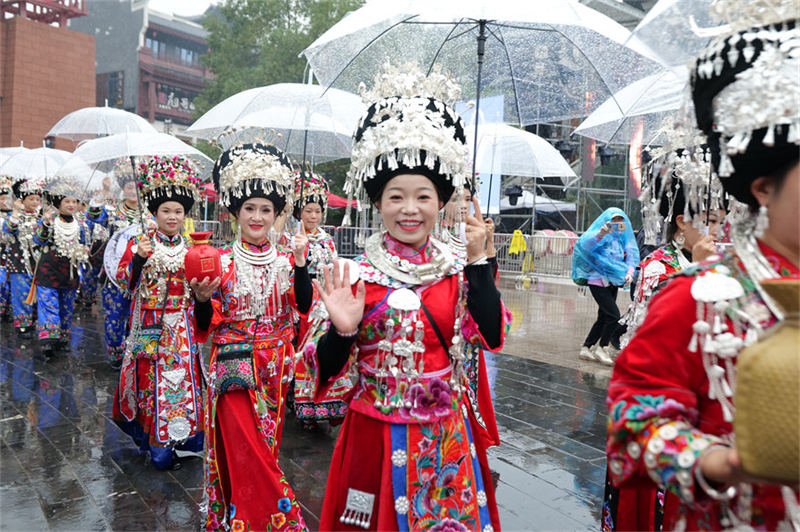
[601,72,670,143]
[489,24,524,128]
[427,20,478,76]
[319,14,421,94]
[538,25,627,116]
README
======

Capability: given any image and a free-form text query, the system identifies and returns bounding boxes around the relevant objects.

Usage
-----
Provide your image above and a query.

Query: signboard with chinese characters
[155,83,196,115]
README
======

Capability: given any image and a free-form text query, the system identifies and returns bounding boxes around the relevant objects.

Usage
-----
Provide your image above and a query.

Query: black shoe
[55,341,70,353]
[18,328,33,339]
[41,347,56,360]
[109,359,123,370]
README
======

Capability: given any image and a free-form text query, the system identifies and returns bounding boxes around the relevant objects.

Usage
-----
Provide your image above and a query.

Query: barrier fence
[321,226,578,279]
[195,222,733,285]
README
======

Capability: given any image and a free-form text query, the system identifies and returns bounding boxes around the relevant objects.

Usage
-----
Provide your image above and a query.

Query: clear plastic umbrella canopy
[71,132,214,179]
[624,0,718,68]
[0,146,72,180]
[186,83,365,163]
[301,0,662,126]
[466,124,576,180]
[573,67,689,145]
[52,155,113,203]
[46,103,157,141]
[0,144,29,169]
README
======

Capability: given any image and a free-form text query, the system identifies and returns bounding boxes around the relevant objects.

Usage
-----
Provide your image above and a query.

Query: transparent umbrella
[573,0,725,146]
[46,100,157,141]
[68,132,213,226]
[0,143,29,169]
[467,124,576,181]
[0,146,72,181]
[71,132,213,179]
[573,67,688,145]
[186,83,365,163]
[624,0,719,69]
[52,155,113,204]
[301,0,661,128]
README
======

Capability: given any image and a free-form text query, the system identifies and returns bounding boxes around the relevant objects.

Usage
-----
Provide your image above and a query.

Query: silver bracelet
[695,447,738,501]
[334,326,359,338]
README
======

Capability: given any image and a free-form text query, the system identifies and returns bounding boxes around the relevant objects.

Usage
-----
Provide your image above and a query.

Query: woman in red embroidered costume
[192,142,313,531]
[300,63,511,531]
[606,4,800,530]
[290,170,345,428]
[113,156,205,470]
[604,146,728,531]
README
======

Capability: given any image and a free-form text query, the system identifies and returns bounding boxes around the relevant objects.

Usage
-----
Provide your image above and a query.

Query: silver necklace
[53,217,88,268]
[231,240,291,318]
[146,236,186,275]
[364,232,454,286]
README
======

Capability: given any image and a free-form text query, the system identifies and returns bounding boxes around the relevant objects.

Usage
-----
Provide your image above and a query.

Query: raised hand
[464,196,487,263]
[313,259,365,335]
[136,234,153,258]
[484,216,497,258]
[190,275,221,303]
[691,234,717,263]
[293,220,308,267]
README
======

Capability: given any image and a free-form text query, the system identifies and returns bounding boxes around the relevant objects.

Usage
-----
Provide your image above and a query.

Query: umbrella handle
[130,155,147,233]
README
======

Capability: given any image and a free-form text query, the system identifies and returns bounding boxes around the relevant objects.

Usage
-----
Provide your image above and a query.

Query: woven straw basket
[734,279,799,483]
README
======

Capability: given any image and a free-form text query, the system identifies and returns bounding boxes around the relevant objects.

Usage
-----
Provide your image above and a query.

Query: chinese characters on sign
[156,83,196,115]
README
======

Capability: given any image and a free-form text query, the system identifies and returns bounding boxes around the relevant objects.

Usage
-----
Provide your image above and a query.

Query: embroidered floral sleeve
[3,216,19,235]
[32,219,53,247]
[607,276,729,506]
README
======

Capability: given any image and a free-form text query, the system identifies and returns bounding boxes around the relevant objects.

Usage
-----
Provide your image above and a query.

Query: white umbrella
[624,0,719,69]
[572,68,688,145]
[52,155,113,203]
[301,0,662,127]
[186,83,364,163]
[46,101,157,141]
[466,124,576,181]
[71,132,213,178]
[0,146,72,181]
[0,143,29,169]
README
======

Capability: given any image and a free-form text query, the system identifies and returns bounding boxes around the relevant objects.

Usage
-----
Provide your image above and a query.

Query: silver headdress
[212,140,295,215]
[344,61,470,229]
[690,0,799,204]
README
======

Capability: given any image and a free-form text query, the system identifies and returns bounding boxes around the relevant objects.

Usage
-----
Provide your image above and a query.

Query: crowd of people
[1,1,798,530]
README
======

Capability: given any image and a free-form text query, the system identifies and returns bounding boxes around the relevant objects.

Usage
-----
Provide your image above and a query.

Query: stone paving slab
[0,283,611,531]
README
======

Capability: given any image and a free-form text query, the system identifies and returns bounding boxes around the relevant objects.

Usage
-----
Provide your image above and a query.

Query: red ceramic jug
[184,231,222,282]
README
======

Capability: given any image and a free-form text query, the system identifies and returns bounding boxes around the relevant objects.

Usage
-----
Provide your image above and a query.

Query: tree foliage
[195,0,363,116]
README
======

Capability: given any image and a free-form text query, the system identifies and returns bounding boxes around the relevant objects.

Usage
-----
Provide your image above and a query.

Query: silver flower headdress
[690,0,799,182]
[212,140,295,215]
[344,61,470,230]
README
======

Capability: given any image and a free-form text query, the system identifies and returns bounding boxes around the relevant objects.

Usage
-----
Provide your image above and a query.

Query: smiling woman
[192,142,313,531]
[112,156,205,471]
[298,62,512,531]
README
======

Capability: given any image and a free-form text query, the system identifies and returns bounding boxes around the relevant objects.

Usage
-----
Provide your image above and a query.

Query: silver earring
[675,231,686,247]
[236,222,242,241]
[754,205,769,238]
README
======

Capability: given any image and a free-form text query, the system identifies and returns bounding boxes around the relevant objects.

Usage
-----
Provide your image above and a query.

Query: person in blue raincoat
[572,207,639,365]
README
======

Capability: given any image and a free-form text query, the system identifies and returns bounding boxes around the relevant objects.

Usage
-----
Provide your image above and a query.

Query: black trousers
[583,284,622,348]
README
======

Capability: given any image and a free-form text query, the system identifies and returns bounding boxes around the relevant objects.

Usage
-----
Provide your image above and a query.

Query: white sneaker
[579,346,596,361]
[594,346,614,366]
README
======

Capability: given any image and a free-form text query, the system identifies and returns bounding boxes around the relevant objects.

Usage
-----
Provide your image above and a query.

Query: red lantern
[184,231,222,282]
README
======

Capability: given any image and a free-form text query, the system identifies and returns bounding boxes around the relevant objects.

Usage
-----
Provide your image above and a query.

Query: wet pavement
[0,278,616,531]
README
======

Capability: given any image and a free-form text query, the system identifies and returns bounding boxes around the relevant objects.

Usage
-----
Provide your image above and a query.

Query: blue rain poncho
[572,207,640,287]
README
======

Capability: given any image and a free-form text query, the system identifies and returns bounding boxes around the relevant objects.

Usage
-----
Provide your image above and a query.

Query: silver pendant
[387,287,420,312]
[339,488,374,529]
